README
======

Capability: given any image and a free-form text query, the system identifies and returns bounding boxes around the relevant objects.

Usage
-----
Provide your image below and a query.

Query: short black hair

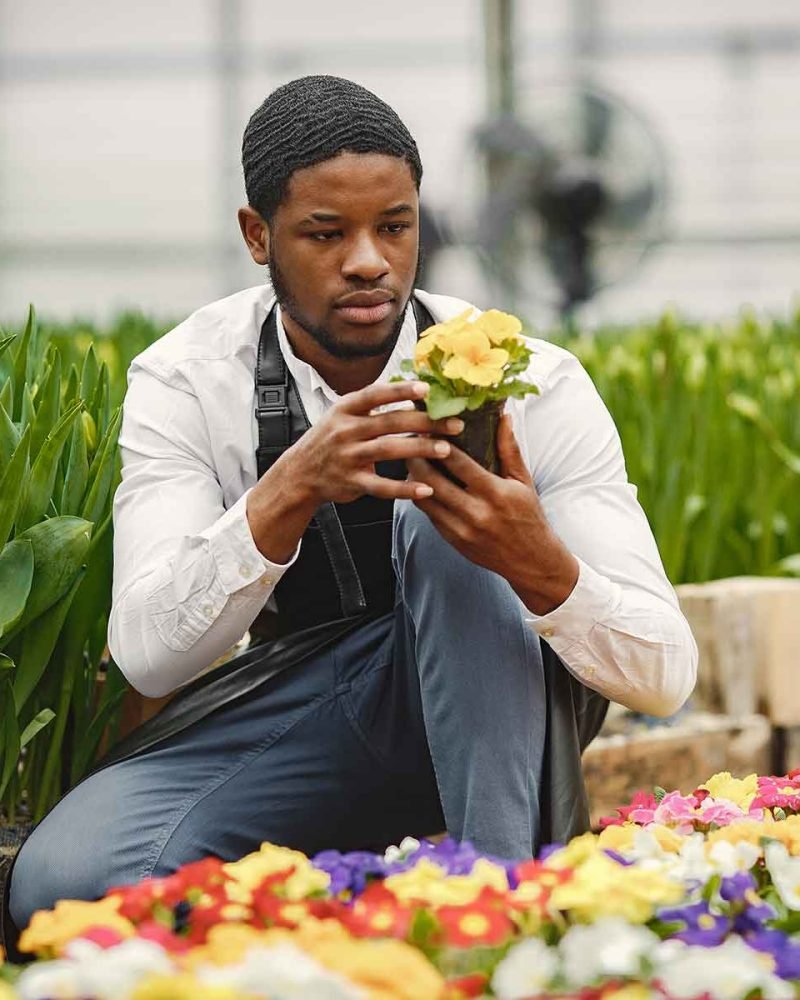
[242,75,423,222]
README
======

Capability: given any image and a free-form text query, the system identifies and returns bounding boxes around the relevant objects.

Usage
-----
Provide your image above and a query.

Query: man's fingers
[497,413,532,485]
[354,435,454,464]
[356,471,434,501]
[437,444,495,491]
[407,457,481,511]
[356,409,465,440]
[339,379,428,416]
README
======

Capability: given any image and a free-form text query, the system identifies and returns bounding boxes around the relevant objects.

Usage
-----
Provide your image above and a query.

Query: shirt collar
[274,301,419,403]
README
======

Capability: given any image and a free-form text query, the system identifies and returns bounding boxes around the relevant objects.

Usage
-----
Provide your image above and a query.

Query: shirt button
[202,604,213,617]
[260,574,274,587]
[239,564,255,578]
[585,664,597,677]
[540,626,555,638]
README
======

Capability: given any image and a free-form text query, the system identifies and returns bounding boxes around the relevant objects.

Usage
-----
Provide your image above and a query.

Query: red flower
[598,790,657,828]
[444,972,489,998]
[435,889,515,949]
[340,883,413,939]
[136,920,192,953]
[77,926,126,949]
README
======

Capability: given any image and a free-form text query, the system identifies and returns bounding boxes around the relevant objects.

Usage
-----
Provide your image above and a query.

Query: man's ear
[238,206,270,265]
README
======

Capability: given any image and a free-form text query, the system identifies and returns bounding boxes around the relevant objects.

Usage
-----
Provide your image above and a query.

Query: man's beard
[267,239,425,361]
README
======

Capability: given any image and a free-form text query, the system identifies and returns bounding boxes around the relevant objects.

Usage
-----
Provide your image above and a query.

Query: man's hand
[287,380,465,505]
[408,413,580,616]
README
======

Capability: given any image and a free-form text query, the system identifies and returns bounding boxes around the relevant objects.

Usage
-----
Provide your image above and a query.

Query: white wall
[1,0,798,327]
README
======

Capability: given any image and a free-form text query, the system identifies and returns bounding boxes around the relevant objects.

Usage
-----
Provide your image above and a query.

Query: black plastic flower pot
[416,398,504,479]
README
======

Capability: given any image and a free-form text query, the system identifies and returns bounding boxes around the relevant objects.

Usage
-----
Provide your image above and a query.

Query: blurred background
[1,0,799,326]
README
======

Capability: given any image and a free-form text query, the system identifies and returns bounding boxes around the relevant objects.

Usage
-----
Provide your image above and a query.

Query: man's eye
[309,231,340,242]
[383,223,411,235]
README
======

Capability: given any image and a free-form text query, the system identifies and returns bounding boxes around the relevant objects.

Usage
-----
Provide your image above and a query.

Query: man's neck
[280,315,396,396]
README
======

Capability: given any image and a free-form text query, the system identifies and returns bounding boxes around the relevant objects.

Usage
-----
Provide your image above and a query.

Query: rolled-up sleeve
[108,364,299,697]
[517,350,698,717]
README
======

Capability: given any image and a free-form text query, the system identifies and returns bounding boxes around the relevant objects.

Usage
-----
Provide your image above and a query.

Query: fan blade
[603,178,659,231]
[473,115,550,167]
[581,91,614,159]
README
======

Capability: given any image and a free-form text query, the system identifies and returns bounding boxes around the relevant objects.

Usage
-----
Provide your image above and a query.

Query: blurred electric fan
[467,83,670,319]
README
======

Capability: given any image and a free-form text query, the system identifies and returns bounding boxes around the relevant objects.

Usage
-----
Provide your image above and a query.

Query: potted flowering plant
[395,308,539,474]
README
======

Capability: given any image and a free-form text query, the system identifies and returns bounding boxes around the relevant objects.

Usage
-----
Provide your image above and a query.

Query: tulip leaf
[81,406,122,524]
[0,653,14,670]
[13,567,86,713]
[0,676,21,800]
[16,399,82,531]
[11,305,36,422]
[20,708,55,750]
[0,398,21,476]
[80,344,99,407]
[0,335,15,362]
[0,380,13,425]
[0,425,31,546]
[60,410,90,516]
[0,538,34,640]
[30,348,61,457]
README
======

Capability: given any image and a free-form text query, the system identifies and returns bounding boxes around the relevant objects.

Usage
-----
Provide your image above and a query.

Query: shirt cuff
[200,489,301,596]
[524,555,619,656]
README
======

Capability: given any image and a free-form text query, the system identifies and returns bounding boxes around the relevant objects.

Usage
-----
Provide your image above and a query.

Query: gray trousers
[10,502,607,931]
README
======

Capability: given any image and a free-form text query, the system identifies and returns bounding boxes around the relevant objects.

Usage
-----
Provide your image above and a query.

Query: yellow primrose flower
[384,857,508,907]
[549,852,683,924]
[701,771,758,810]
[441,329,509,387]
[603,986,655,1000]
[18,895,135,957]
[0,984,17,1000]
[598,823,683,855]
[222,842,329,901]
[545,832,601,870]
[131,975,251,1000]
[258,919,446,1000]
[185,923,269,968]
[475,309,524,345]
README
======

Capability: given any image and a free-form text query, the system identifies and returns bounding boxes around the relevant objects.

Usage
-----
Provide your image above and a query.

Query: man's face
[266,152,420,360]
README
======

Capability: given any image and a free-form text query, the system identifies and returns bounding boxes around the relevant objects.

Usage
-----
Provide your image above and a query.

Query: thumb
[497,412,532,485]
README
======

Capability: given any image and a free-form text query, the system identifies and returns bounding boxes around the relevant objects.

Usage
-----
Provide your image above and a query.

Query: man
[7,75,697,934]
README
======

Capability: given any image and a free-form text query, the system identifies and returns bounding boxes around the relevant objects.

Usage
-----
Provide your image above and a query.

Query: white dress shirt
[108,284,697,714]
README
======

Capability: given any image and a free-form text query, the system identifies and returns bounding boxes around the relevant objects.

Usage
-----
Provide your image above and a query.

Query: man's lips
[335,301,394,324]
[334,291,395,325]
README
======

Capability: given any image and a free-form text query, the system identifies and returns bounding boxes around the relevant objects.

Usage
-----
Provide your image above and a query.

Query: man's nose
[341,233,389,282]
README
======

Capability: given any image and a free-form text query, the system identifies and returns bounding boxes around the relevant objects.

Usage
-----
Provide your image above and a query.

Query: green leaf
[0,426,30,546]
[0,676,21,800]
[0,398,20,473]
[0,539,34,639]
[12,305,36,422]
[0,380,13,425]
[654,785,667,804]
[63,363,79,409]
[30,348,61,457]
[81,407,122,524]
[70,689,125,781]
[5,516,93,637]
[424,384,468,420]
[773,554,800,577]
[60,410,90,516]
[19,708,55,750]
[13,567,85,713]
[0,653,13,670]
[18,384,35,435]
[16,399,82,531]
[0,335,15,362]
[80,344,99,406]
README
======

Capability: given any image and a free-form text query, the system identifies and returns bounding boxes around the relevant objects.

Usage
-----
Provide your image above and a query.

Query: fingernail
[434,441,451,457]
[446,418,465,433]
[415,484,434,498]
[412,381,429,397]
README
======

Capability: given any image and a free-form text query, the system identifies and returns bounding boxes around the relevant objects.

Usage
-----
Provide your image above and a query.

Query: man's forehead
[282,151,418,210]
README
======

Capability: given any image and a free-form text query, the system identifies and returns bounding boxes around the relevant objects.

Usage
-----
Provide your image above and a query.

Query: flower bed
[5,772,800,998]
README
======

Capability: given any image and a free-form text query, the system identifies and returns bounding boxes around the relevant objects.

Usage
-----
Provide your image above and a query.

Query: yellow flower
[384,857,508,907]
[544,832,601,870]
[222,842,329,901]
[441,329,509,387]
[549,852,683,924]
[0,984,17,1000]
[598,823,683,855]
[185,923,270,967]
[603,986,654,1000]
[258,919,445,1000]
[475,309,524,345]
[18,896,135,957]
[414,309,475,365]
[701,771,759,810]
[131,975,250,1000]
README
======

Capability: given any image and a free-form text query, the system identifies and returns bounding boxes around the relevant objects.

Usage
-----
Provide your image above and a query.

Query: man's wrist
[246,452,319,564]
[508,536,580,617]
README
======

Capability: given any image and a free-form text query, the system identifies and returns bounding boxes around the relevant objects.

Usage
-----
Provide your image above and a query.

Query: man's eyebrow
[298,211,342,225]
[381,203,415,216]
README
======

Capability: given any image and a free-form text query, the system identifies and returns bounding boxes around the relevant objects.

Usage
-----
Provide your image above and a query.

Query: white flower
[491,937,559,1000]
[558,918,660,987]
[707,839,761,877]
[764,841,800,911]
[654,937,793,1000]
[199,943,364,999]
[383,836,421,865]
[16,938,173,1000]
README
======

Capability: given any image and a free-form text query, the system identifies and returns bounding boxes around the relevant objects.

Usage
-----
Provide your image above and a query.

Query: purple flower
[657,900,731,947]
[311,849,387,896]
[602,849,635,867]
[747,929,800,980]
[720,871,757,902]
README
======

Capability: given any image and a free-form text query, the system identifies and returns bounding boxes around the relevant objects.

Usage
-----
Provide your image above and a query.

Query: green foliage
[0,306,128,822]
[555,306,800,584]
